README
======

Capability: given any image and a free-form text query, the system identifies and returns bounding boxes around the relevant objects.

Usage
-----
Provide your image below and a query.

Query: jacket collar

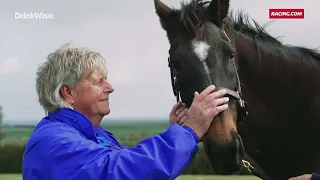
[48,108,98,142]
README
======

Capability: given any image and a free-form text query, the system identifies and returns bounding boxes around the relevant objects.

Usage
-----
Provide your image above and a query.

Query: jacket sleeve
[312,172,320,180]
[45,123,199,180]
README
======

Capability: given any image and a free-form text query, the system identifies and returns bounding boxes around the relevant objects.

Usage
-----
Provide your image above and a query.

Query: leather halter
[167,31,248,123]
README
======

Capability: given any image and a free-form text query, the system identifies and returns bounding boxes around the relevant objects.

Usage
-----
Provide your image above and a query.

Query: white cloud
[107,61,136,86]
[0,57,22,74]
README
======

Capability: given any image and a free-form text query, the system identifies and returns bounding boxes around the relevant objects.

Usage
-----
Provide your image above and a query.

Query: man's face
[71,68,114,120]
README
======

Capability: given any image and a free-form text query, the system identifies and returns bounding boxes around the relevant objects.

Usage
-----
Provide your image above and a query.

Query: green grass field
[176,175,260,180]
[2,127,34,137]
[2,120,169,138]
[0,174,260,180]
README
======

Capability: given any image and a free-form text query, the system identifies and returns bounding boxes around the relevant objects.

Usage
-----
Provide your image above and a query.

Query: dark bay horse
[153,0,320,179]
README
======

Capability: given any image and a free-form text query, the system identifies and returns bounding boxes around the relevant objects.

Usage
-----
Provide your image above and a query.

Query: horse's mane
[227,11,282,45]
[177,0,320,62]
[227,11,320,62]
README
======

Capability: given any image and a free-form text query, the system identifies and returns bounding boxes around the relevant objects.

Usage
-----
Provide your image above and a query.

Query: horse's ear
[154,0,174,31]
[207,0,230,28]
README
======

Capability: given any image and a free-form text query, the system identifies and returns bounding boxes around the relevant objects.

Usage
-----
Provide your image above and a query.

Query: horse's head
[154,0,247,174]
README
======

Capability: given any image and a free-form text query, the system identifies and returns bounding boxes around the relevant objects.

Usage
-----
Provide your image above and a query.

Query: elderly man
[22,43,230,180]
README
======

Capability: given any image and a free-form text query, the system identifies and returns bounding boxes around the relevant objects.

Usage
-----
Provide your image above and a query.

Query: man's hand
[169,101,188,125]
[288,174,312,180]
[181,85,229,140]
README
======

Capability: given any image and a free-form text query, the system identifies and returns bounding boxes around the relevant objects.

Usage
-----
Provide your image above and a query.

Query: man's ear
[154,0,174,31]
[207,0,230,28]
[60,84,75,104]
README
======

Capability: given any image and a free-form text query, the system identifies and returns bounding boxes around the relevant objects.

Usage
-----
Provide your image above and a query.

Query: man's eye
[99,78,107,83]
[93,77,107,85]
[93,80,102,85]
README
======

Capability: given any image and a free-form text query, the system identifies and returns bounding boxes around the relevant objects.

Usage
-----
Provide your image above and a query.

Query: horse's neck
[233,32,320,97]
[232,31,320,129]
[233,32,320,180]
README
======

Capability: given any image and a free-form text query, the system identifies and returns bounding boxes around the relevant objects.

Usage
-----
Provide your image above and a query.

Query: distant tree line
[0,106,3,140]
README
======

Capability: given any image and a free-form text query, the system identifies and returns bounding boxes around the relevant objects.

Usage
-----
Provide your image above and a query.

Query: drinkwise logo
[14,12,55,20]
[269,9,304,19]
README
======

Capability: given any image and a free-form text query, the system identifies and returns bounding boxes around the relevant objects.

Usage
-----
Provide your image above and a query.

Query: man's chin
[102,108,111,115]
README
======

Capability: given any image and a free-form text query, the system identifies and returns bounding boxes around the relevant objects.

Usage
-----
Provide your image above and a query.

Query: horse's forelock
[178,0,211,40]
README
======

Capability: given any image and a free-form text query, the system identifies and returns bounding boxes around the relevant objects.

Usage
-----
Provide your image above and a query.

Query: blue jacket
[313,173,320,180]
[22,108,200,180]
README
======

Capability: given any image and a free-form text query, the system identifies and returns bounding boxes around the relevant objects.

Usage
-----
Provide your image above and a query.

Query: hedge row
[0,139,253,175]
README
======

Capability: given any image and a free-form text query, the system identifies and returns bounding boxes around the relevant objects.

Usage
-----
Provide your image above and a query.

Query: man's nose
[104,80,114,93]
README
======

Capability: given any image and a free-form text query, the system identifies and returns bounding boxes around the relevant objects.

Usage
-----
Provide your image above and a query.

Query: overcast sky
[0,0,318,124]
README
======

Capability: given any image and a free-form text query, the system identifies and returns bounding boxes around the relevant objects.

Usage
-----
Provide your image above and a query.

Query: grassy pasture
[2,120,169,139]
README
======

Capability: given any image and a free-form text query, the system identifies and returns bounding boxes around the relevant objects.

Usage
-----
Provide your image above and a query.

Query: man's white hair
[36,43,107,113]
